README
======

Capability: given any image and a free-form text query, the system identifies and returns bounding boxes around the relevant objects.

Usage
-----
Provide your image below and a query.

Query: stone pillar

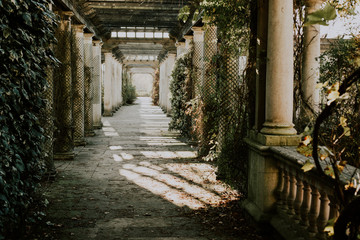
[92,40,102,128]
[118,63,123,105]
[192,27,205,98]
[111,56,117,112]
[115,60,122,108]
[71,24,86,146]
[53,11,74,160]
[302,0,322,113]
[175,41,186,58]
[166,53,176,112]
[260,0,297,136]
[84,33,95,136]
[103,52,113,116]
[243,0,299,224]
[159,59,167,110]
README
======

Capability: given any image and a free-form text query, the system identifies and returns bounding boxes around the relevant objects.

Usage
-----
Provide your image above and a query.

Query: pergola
[41,1,353,239]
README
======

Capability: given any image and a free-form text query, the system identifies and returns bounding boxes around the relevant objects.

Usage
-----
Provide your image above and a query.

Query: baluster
[287,170,297,215]
[316,191,330,239]
[308,185,320,237]
[300,181,311,227]
[281,169,290,212]
[293,175,304,221]
[276,166,285,212]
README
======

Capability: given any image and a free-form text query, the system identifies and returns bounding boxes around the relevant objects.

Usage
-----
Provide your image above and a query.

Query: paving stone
[40,97,244,239]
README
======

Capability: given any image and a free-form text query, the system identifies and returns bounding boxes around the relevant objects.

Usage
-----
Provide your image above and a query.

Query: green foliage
[122,72,137,105]
[316,36,360,168]
[169,52,193,137]
[304,3,337,26]
[320,38,359,85]
[0,0,57,238]
[152,68,160,105]
[201,0,250,54]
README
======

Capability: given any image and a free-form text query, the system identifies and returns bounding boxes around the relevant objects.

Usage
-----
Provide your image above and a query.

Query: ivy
[0,0,57,238]
[169,51,193,137]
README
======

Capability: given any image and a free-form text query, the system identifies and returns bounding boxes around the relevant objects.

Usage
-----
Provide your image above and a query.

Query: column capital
[84,33,94,42]
[175,41,185,48]
[55,11,73,21]
[183,35,193,41]
[168,53,176,58]
[93,40,102,46]
[72,24,85,33]
[192,26,205,33]
[192,27,204,42]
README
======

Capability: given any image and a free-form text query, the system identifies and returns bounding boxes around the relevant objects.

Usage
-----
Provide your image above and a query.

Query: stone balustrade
[269,146,359,240]
[244,138,359,240]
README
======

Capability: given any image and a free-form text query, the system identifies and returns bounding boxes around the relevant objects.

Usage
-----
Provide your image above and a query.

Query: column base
[85,130,96,137]
[103,111,113,117]
[260,122,297,135]
[93,123,103,129]
[74,139,87,146]
[54,151,74,160]
[250,130,300,146]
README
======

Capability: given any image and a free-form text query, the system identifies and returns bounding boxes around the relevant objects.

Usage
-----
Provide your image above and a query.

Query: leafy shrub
[0,0,57,239]
[169,51,193,137]
[317,36,360,168]
[152,68,160,105]
[122,72,137,104]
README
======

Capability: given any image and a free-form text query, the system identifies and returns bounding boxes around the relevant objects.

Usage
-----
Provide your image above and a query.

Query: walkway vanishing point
[37,97,271,240]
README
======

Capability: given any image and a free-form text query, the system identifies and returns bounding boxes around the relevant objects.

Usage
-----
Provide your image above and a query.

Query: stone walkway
[39,97,266,240]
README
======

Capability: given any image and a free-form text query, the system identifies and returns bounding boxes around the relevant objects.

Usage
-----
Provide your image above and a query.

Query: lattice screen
[202,24,217,103]
[71,30,85,145]
[53,26,74,156]
[217,50,240,147]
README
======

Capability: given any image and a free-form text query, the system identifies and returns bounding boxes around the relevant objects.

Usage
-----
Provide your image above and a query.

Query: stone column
[103,52,113,116]
[118,63,123,105]
[260,0,297,136]
[53,11,74,160]
[159,59,167,110]
[175,41,186,58]
[192,27,205,97]
[302,0,323,113]
[111,56,117,112]
[84,33,95,136]
[92,40,102,129]
[166,53,176,112]
[116,60,122,108]
[71,24,86,146]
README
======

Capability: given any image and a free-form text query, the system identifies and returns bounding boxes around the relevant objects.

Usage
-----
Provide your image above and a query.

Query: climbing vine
[0,0,57,238]
[169,50,194,137]
[122,71,137,105]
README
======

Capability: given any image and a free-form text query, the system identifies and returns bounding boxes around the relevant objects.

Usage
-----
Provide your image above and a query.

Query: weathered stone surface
[40,97,250,240]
